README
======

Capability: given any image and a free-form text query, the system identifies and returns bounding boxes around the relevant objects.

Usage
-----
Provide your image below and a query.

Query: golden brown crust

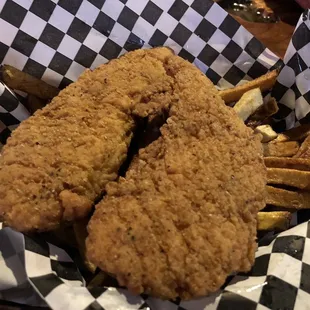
[0,47,175,232]
[86,55,266,300]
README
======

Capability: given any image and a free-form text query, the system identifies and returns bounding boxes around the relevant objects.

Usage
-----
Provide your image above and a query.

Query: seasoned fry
[25,95,47,114]
[254,125,278,142]
[266,186,310,209]
[233,88,263,121]
[272,134,291,143]
[295,134,310,158]
[1,65,59,100]
[263,141,300,157]
[247,97,279,127]
[257,211,291,231]
[267,168,310,190]
[271,125,310,144]
[265,157,310,171]
[219,70,278,104]
[279,124,310,143]
[73,219,97,273]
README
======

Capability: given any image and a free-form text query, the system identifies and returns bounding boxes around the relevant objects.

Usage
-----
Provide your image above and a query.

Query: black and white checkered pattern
[1,0,309,309]
[272,10,310,132]
[0,0,281,146]
[0,0,281,86]
[0,81,29,148]
[2,221,310,310]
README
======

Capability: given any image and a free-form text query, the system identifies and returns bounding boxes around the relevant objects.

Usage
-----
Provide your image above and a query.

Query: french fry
[254,125,278,142]
[73,219,97,273]
[219,70,278,104]
[263,141,300,157]
[233,88,263,121]
[267,168,310,190]
[257,211,291,231]
[265,157,310,171]
[271,124,310,145]
[1,64,59,100]
[266,186,310,209]
[246,97,279,127]
[272,134,291,143]
[295,134,310,158]
[25,95,47,114]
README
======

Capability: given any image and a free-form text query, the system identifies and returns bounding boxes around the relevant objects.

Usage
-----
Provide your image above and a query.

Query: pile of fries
[220,69,310,233]
[1,64,309,284]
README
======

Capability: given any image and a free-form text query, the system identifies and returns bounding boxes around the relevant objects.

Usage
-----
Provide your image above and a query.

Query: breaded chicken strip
[0,47,175,232]
[86,56,266,299]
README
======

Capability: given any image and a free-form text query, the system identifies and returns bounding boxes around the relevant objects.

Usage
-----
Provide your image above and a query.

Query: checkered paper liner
[0,0,309,309]
[0,0,282,147]
[2,220,310,310]
[272,10,310,132]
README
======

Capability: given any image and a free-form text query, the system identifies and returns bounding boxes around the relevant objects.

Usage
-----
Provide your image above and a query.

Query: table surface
[227,0,303,58]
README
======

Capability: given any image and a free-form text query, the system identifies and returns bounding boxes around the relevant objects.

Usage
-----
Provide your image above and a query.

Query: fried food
[276,124,310,143]
[25,95,47,114]
[233,88,263,121]
[0,47,177,232]
[257,211,291,231]
[295,134,310,158]
[266,186,310,209]
[265,157,310,171]
[247,97,279,128]
[263,141,299,157]
[267,168,310,190]
[86,55,266,300]
[254,125,278,143]
[1,65,59,100]
[219,70,278,104]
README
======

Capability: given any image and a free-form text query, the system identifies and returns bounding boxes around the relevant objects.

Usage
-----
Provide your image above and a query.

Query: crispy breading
[263,141,300,157]
[0,47,176,232]
[86,55,266,300]
[219,70,278,104]
[266,186,310,209]
[265,157,310,171]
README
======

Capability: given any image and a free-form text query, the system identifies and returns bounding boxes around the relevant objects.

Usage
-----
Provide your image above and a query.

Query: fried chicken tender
[0,47,176,232]
[86,55,266,299]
